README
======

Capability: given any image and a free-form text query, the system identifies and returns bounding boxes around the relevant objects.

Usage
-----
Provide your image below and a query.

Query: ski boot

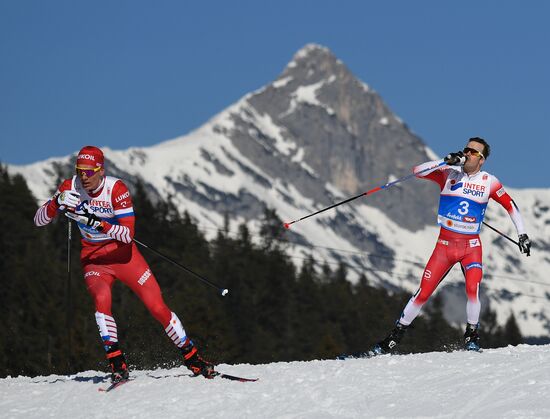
[464,323,481,351]
[181,341,216,379]
[371,322,409,355]
[106,343,129,383]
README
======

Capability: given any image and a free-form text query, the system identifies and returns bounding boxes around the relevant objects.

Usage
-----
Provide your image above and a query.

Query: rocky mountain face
[230,45,439,231]
[10,44,550,338]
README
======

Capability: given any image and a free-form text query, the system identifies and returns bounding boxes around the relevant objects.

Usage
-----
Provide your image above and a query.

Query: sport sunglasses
[76,166,102,177]
[463,147,485,159]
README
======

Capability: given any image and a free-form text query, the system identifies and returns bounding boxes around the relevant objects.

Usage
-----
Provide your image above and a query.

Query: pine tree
[292,256,325,359]
[503,313,523,346]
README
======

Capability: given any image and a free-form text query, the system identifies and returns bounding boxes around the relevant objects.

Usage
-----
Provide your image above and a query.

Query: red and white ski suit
[399,160,527,326]
[34,176,189,349]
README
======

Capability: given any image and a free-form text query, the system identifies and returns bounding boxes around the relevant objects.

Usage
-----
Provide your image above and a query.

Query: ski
[98,378,133,392]
[337,352,377,360]
[337,345,383,360]
[338,346,484,360]
[100,371,258,389]
[186,371,258,382]
[213,372,258,382]
[147,371,258,382]
[462,348,483,353]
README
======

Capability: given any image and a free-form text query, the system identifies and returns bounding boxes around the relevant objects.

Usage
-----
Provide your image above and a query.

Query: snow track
[2,345,550,418]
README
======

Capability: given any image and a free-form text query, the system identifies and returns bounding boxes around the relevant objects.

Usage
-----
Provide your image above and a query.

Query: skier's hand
[518,234,531,257]
[57,190,80,210]
[65,211,104,231]
[444,151,466,166]
[65,203,104,231]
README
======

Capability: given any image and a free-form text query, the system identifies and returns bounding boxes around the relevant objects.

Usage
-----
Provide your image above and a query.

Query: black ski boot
[106,343,129,383]
[371,322,409,355]
[181,342,216,379]
[464,323,481,351]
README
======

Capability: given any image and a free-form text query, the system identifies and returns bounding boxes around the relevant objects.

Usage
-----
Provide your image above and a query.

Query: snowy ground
[2,345,550,419]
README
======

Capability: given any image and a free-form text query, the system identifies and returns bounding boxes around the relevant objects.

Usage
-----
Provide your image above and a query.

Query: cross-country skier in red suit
[34,146,215,382]
[369,137,531,354]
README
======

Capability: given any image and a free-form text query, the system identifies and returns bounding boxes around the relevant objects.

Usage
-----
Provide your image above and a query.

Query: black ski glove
[65,210,104,231]
[64,202,104,231]
[444,151,466,166]
[518,234,531,257]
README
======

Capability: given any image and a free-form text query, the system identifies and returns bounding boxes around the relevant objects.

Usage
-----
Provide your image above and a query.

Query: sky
[2,344,550,418]
[1,1,548,188]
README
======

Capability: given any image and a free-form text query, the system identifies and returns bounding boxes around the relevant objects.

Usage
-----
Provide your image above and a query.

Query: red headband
[76,146,104,167]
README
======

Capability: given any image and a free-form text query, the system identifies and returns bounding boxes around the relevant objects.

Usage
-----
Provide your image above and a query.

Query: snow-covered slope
[2,345,550,418]
[8,44,550,338]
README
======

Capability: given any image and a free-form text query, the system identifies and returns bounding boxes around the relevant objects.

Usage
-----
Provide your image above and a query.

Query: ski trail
[454,356,543,418]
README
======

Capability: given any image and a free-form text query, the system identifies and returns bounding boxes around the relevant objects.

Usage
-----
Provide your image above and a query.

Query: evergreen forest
[0,165,523,378]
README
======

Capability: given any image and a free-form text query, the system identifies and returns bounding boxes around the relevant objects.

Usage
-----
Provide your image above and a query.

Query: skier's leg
[84,265,129,382]
[460,243,483,350]
[461,251,483,325]
[117,244,215,377]
[399,243,453,326]
[123,264,173,326]
[372,240,454,355]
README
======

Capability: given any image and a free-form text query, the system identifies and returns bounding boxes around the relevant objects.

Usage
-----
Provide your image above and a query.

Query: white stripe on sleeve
[106,224,132,243]
[34,205,53,226]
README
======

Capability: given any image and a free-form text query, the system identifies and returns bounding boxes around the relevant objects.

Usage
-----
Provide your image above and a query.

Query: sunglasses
[463,147,485,159]
[76,166,102,177]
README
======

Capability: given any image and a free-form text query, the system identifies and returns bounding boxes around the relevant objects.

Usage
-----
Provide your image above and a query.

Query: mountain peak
[282,44,344,80]
[293,43,334,61]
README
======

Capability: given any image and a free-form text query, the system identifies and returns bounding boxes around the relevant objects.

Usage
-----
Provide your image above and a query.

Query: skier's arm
[489,177,531,256]
[412,159,450,190]
[34,179,75,226]
[100,216,134,244]
[489,178,526,235]
[100,181,135,243]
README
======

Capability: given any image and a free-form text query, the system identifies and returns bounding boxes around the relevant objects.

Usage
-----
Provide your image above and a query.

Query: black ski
[213,372,258,382]
[185,371,258,382]
[337,352,376,360]
[100,371,258,390]
[146,371,258,382]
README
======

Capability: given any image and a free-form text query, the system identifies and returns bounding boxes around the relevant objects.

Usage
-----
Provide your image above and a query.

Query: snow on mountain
[2,345,550,418]
[8,44,550,338]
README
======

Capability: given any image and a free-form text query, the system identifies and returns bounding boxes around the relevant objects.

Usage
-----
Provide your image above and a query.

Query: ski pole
[482,221,519,246]
[133,238,229,296]
[66,219,73,369]
[283,161,447,229]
